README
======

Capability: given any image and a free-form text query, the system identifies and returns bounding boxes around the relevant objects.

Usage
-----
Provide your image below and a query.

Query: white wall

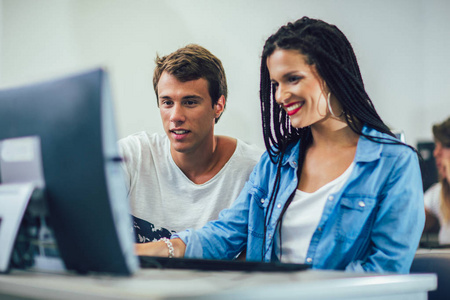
[1,0,449,149]
[0,0,2,82]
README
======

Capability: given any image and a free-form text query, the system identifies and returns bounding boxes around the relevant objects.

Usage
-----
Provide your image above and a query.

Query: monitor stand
[0,136,65,273]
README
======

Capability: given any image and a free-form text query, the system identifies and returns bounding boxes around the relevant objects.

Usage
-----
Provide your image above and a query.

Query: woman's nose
[275,85,291,105]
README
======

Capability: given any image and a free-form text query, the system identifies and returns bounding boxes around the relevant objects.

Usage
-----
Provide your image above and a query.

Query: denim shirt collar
[281,139,301,168]
[280,124,384,167]
[354,125,384,163]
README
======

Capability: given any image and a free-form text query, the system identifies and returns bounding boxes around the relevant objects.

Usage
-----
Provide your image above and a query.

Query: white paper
[0,136,45,188]
[0,183,35,272]
[1,137,36,162]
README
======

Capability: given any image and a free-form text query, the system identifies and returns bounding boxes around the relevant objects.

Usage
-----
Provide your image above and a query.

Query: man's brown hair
[153,44,227,123]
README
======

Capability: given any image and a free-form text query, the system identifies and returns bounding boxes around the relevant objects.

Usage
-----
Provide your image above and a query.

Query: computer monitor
[0,69,138,275]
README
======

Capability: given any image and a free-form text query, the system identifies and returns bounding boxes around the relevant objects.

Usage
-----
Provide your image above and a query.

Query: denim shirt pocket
[248,186,269,239]
[335,196,377,241]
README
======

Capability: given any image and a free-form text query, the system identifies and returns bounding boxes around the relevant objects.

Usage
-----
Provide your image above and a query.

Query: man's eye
[161,100,173,106]
[185,100,197,106]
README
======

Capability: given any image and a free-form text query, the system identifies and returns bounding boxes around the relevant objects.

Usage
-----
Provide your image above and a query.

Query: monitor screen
[0,69,138,275]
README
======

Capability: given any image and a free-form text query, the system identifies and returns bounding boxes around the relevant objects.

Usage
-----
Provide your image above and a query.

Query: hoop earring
[327,93,343,118]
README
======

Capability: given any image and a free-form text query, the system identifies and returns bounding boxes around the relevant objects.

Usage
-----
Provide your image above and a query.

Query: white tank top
[274,162,355,263]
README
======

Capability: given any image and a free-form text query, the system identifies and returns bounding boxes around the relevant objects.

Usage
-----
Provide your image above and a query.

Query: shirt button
[277,203,282,209]
[318,227,322,232]
[292,161,297,167]
[268,234,272,239]
[261,199,265,204]
[358,201,365,208]
[306,257,313,263]
[328,195,334,201]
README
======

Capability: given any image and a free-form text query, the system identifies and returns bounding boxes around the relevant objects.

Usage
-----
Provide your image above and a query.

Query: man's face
[157,71,224,154]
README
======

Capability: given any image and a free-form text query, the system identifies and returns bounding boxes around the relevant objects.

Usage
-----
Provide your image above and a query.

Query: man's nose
[170,104,186,124]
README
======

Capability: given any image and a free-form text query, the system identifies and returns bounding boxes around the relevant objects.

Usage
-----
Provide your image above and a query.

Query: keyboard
[139,256,310,272]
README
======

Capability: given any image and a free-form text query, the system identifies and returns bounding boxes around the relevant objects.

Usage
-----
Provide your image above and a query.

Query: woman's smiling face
[267,49,330,129]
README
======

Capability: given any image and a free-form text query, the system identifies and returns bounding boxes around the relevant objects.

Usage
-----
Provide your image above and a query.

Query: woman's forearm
[135,238,186,258]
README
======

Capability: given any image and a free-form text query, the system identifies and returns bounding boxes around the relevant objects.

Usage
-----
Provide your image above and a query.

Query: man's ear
[214,95,226,119]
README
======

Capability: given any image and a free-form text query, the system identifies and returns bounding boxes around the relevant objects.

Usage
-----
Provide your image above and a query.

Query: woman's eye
[288,76,301,83]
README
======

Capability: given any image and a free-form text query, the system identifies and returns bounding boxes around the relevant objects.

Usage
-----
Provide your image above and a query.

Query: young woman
[424,117,450,244]
[136,17,424,273]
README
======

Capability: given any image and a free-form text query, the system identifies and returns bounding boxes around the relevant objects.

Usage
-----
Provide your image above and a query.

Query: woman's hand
[135,238,186,258]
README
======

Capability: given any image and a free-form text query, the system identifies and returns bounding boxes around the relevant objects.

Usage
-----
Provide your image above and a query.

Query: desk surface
[0,268,437,300]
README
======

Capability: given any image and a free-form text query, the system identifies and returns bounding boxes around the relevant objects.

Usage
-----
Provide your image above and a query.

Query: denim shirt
[175,126,425,273]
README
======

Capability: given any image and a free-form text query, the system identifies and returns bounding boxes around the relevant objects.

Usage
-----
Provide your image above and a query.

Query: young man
[119,44,263,243]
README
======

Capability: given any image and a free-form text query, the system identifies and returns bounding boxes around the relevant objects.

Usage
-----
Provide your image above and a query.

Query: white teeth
[173,130,188,134]
[286,103,302,112]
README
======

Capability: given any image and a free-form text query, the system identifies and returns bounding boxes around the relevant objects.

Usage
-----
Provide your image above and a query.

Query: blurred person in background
[424,117,450,245]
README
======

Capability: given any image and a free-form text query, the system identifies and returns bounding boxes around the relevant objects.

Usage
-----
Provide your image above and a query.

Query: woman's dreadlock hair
[259,17,408,259]
[260,16,397,160]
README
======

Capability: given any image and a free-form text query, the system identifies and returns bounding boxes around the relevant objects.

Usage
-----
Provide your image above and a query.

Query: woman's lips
[285,102,303,116]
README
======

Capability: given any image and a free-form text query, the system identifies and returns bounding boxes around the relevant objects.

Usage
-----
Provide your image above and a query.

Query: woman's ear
[322,81,330,95]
